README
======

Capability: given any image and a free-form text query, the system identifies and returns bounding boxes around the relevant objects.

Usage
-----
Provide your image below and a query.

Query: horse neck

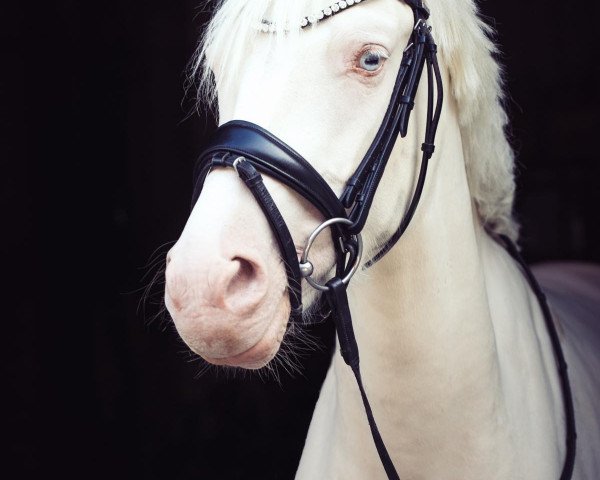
[348,94,499,383]
[328,99,562,477]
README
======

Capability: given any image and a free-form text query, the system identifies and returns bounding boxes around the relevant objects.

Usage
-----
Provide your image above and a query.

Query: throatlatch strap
[498,235,577,480]
[325,278,401,480]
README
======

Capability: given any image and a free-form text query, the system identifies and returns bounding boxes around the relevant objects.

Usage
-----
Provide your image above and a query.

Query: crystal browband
[258,0,366,33]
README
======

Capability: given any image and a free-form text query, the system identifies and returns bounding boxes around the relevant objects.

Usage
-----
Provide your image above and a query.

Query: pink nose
[165,250,272,359]
[219,256,268,313]
[165,252,268,317]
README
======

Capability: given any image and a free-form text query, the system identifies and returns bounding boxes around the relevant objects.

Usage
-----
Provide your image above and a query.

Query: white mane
[190,0,519,241]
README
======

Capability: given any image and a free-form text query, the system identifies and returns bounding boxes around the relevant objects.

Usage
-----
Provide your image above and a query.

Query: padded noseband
[192,121,358,324]
[192,121,346,221]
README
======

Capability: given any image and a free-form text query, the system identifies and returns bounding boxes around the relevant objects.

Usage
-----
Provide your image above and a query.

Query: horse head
[164,0,433,370]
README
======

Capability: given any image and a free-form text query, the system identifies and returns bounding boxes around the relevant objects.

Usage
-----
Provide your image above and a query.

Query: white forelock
[190,0,519,241]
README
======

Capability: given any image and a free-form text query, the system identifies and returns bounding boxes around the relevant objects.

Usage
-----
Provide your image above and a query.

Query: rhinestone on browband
[258,0,366,34]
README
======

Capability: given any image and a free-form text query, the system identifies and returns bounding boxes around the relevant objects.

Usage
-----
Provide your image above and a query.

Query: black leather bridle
[190,1,576,478]
[193,0,440,320]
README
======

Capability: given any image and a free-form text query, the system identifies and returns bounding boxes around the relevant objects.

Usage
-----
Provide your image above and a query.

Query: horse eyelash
[350,45,390,75]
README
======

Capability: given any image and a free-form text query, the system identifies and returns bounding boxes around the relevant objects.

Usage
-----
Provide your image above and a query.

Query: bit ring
[299,217,363,292]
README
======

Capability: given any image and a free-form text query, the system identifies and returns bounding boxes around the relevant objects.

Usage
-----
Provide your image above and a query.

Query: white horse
[164,0,600,478]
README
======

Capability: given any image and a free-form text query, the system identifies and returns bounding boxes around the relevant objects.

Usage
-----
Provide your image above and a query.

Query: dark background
[3,1,598,479]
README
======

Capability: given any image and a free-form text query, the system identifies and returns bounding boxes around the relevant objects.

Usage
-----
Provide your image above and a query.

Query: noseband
[191,1,576,479]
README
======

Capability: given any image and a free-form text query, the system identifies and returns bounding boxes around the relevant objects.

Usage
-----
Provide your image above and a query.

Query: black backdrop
[3,1,598,479]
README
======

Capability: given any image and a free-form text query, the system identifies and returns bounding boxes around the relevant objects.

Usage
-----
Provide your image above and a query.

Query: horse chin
[175,286,291,370]
[203,336,280,370]
[216,328,286,369]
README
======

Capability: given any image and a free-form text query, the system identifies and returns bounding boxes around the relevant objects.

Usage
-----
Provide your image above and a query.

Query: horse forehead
[296,0,408,42]
[257,0,410,50]
[238,1,409,74]
[211,0,412,100]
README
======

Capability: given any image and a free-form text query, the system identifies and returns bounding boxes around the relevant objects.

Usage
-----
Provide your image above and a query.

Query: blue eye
[358,49,388,72]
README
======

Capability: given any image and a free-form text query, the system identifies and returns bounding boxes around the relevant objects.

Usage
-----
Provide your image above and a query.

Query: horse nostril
[228,257,258,291]
[224,257,267,312]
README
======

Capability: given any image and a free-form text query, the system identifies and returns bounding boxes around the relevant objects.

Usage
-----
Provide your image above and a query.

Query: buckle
[232,156,246,174]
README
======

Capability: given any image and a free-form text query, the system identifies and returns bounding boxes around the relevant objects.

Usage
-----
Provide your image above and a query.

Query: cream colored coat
[165,1,600,478]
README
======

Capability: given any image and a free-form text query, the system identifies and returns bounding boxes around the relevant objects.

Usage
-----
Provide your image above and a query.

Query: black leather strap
[199,153,304,322]
[325,277,400,480]
[405,0,430,20]
[193,121,346,223]
[325,278,359,369]
[498,235,576,480]
[322,235,578,480]
[366,28,443,267]
[340,6,436,237]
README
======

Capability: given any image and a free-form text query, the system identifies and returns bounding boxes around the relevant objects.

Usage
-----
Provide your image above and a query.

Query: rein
[191,1,576,478]
[498,235,577,480]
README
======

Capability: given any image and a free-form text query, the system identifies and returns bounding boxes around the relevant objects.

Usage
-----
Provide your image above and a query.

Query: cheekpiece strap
[340,6,442,243]
[204,153,304,322]
[404,0,430,20]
